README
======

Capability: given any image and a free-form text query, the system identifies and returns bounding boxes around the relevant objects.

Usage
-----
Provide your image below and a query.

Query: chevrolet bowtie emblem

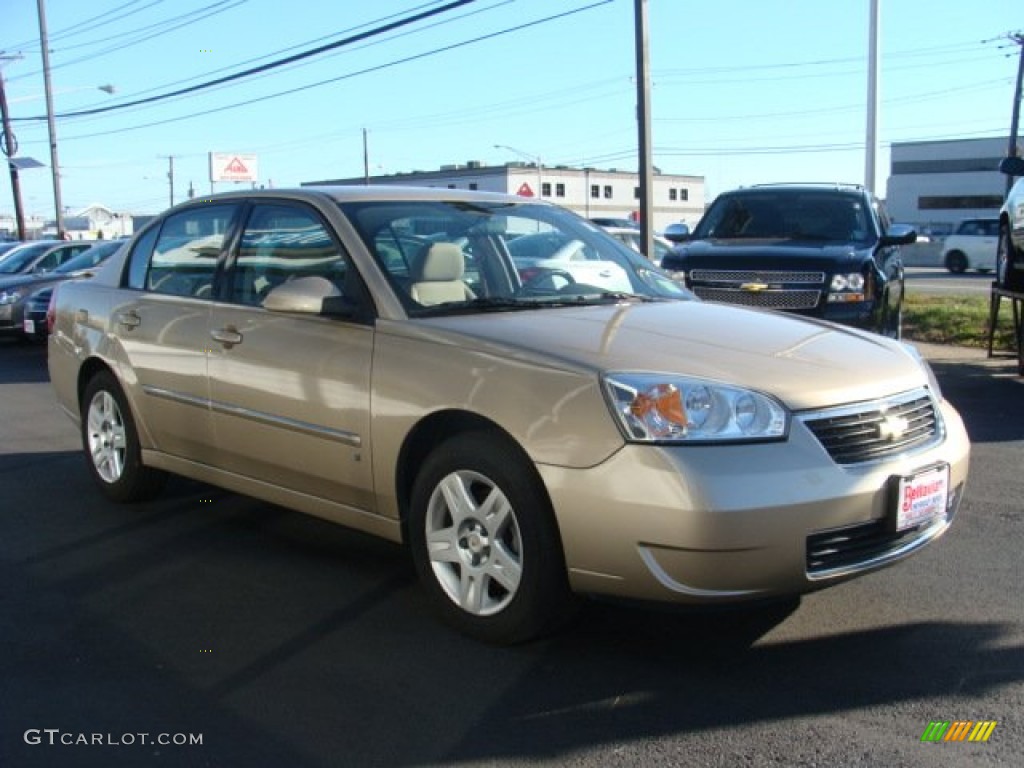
[877,414,909,442]
[740,282,769,292]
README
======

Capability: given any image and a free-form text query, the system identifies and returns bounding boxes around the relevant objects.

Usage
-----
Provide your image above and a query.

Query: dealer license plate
[23,319,35,335]
[895,465,949,531]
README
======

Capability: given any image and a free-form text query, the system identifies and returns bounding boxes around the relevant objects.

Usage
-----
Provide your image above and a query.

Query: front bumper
[540,398,969,604]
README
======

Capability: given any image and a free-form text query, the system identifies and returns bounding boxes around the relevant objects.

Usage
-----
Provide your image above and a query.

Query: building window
[634,187,640,199]
[669,189,677,201]
[542,182,552,197]
[918,195,1003,210]
[591,184,600,198]
[447,184,456,189]
[555,183,565,198]
[603,185,613,199]
[680,188,688,201]
[469,183,478,191]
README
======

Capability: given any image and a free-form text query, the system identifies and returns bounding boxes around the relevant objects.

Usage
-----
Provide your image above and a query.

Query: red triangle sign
[516,182,534,197]
[225,157,249,174]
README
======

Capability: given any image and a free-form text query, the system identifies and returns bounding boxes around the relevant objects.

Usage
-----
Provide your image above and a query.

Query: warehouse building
[304,162,705,232]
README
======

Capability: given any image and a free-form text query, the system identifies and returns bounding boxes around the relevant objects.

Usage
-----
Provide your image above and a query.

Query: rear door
[113,203,241,462]
[206,200,376,510]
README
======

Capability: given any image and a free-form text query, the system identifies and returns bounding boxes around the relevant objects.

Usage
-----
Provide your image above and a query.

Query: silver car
[48,186,970,643]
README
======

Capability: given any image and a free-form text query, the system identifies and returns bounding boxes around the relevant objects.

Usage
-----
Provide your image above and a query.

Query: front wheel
[997,224,1013,287]
[408,431,574,644]
[81,371,167,502]
[944,250,968,274]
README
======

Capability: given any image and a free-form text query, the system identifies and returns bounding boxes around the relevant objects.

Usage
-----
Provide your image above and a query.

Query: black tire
[81,371,168,503]
[408,431,575,644]
[997,224,1012,287]
[944,250,968,274]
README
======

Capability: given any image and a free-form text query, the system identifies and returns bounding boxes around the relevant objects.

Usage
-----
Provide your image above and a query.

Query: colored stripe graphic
[920,720,997,743]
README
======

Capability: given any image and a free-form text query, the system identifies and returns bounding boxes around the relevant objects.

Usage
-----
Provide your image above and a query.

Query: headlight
[902,343,943,401]
[0,289,25,305]
[827,272,867,304]
[603,373,789,443]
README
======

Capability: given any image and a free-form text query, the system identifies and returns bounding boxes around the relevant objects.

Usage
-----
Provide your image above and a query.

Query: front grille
[694,286,821,310]
[689,269,824,284]
[800,389,941,465]
[807,518,931,575]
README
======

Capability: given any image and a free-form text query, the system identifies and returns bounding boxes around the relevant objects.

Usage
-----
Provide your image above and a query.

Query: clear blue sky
[0,0,1019,219]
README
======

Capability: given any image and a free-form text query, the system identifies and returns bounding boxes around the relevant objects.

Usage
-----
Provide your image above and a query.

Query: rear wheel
[81,371,167,502]
[944,250,968,274]
[409,431,574,644]
[997,224,1013,287]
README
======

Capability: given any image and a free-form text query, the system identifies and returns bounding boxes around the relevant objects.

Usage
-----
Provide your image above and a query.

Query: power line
[17,0,615,142]
[12,0,481,122]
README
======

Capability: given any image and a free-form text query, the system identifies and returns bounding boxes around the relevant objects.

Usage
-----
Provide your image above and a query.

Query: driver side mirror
[999,156,1024,177]
[662,223,691,244]
[262,276,360,319]
[878,223,917,247]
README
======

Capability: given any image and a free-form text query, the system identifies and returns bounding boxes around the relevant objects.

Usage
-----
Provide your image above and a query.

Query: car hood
[400,300,927,411]
[0,272,65,292]
[667,239,869,270]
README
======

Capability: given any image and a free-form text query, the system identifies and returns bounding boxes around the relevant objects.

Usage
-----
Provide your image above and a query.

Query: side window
[32,249,62,273]
[127,226,160,289]
[147,205,238,298]
[229,204,348,307]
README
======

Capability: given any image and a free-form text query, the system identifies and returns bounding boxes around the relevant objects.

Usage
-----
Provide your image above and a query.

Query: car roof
[177,185,531,207]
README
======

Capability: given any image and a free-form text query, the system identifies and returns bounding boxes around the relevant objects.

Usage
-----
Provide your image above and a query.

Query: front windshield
[337,199,692,316]
[0,243,55,274]
[693,191,873,244]
[55,241,123,274]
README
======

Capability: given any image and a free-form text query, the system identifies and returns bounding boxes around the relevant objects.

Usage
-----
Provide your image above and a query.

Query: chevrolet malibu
[49,186,970,644]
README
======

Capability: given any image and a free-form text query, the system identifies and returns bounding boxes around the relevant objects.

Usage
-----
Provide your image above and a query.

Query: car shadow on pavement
[931,357,1024,443]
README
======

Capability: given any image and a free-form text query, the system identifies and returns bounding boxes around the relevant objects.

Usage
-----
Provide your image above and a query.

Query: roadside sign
[209,152,259,182]
[516,182,534,198]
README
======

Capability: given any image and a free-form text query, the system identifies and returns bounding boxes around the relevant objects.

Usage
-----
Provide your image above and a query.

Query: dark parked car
[0,240,124,339]
[998,156,1024,291]
[661,183,916,338]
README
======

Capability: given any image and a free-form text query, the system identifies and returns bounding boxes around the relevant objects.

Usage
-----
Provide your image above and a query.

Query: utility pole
[37,0,65,236]
[1006,31,1024,193]
[0,55,27,240]
[864,0,880,195]
[634,0,654,259]
[161,155,176,207]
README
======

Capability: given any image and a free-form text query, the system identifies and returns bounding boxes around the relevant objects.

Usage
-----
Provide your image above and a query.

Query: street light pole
[494,143,542,198]
[37,0,65,237]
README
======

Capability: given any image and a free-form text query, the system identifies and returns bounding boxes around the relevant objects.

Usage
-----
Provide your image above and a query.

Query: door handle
[210,326,243,348]
[116,310,140,329]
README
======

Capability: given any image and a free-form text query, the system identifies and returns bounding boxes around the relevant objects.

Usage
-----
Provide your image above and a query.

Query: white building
[304,162,705,232]
[885,137,1013,236]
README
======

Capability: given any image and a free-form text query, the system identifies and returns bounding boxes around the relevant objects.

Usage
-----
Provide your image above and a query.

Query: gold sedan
[48,186,970,644]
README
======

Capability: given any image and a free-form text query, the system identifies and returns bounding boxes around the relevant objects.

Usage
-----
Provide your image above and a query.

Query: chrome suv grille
[689,270,825,310]
[799,389,942,465]
[693,287,821,310]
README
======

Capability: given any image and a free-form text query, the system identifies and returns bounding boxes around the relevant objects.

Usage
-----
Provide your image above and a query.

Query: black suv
[661,183,916,338]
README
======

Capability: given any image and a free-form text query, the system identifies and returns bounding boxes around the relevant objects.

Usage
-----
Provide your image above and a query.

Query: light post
[493,144,542,199]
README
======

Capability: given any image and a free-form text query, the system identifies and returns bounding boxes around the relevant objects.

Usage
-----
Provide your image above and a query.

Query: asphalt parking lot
[1,338,1022,768]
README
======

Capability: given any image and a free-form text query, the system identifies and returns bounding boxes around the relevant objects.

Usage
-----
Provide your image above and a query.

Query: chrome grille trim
[798,388,943,466]
[689,269,825,284]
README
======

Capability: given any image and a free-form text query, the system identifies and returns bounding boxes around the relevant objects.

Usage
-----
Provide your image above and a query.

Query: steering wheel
[519,268,577,293]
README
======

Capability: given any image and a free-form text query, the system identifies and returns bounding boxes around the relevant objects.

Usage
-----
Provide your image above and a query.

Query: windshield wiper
[415,297,544,316]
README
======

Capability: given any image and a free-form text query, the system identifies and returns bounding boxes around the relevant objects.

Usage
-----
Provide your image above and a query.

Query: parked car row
[0,240,125,341]
[47,185,969,643]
